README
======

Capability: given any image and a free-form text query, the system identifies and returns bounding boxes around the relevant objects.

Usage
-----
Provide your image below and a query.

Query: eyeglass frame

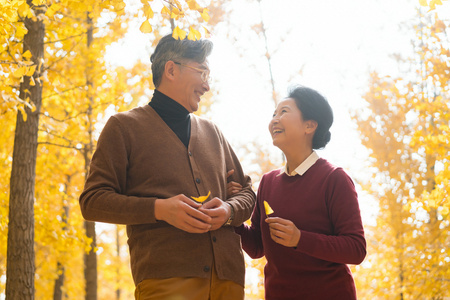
[173,61,211,83]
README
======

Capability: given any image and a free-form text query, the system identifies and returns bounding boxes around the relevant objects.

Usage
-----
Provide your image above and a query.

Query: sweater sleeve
[296,168,367,265]
[79,116,157,225]
[234,177,265,259]
[219,129,256,226]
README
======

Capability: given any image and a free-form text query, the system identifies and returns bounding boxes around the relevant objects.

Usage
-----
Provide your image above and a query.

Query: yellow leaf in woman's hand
[264,201,274,215]
[192,191,211,203]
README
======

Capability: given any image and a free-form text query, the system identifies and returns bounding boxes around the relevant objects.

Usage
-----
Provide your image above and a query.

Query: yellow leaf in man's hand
[192,191,211,203]
[264,201,274,215]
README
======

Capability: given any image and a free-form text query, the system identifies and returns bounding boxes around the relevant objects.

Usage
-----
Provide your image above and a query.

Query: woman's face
[268,98,311,152]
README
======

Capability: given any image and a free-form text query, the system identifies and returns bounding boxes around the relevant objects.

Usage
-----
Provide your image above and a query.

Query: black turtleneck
[149,90,191,148]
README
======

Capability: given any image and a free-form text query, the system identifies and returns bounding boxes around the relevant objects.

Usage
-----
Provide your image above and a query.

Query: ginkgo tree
[352,12,449,299]
[1,1,214,299]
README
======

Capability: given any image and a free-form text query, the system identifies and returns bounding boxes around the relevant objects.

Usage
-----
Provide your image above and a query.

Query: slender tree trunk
[84,12,98,300]
[53,262,65,300]
[5,2,45,299]
[116,226,121,300]
[54,179,70,300]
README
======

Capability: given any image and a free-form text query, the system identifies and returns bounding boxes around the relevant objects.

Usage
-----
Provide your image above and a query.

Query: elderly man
[79,34,255,299]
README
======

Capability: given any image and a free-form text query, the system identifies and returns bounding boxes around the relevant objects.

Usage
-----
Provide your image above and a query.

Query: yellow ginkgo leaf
[139,20,152,33]
[187,26,201,41]
[419,0,428,6]
[200,9,210,22]
[192,191,211,203]
[161,6,171,16]
[187,0,198,10]
[172,26,186,40]
[22,50,32,59]
[113,1,126,11]
[46,3,61,17]
[263,201,274,215]
[441,206,449,216]
[26,65,36,77]
[203,26,211,38]
[143,5,153,19]
[12,66,26,78]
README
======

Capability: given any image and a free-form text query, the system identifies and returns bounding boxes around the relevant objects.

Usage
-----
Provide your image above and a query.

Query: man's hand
[226,169,242,198]
[155,194,212,233]
[265,217,301,248]
[199,197,231,231]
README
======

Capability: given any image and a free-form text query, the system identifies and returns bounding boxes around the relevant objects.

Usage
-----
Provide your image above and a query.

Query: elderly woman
[234,86,366,299]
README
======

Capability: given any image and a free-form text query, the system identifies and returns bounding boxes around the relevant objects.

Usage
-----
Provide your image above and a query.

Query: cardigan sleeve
[79,116,157,225]
[234,176,265,259]
[218,127,256,226]
[296,168,367,265]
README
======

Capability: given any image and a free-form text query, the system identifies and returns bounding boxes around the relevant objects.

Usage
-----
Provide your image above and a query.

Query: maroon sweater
[236,158,366,299]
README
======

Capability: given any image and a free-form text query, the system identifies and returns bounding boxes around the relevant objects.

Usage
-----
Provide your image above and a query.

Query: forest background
[0,0,449,299]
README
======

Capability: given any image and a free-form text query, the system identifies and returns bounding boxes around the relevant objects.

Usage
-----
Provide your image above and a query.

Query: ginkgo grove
[352,12,449,299]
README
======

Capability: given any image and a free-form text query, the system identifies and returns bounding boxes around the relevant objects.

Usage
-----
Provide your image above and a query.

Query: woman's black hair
[287,85,334,149]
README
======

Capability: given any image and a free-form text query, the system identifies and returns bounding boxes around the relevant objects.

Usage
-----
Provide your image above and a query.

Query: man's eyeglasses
[173,61,211,83]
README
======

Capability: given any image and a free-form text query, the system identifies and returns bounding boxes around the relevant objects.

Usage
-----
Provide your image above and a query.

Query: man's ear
[305,120,318,134]
[164,60,177,82]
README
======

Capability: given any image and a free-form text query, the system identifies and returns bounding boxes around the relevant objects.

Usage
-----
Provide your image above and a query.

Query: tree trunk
[54,184,70,300]
[5,1,45,299]
[84,220,97,300]
[53,262,65,300]
[83,12,98,300]
[116,226,121,300]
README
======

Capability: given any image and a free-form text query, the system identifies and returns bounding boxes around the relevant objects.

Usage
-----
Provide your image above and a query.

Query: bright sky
[105,0,450,225]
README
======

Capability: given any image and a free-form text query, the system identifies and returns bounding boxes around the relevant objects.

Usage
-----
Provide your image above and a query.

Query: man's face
[175,60,210,113]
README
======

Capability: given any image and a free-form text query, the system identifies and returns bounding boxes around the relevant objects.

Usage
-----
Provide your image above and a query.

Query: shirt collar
[280,151,319,176]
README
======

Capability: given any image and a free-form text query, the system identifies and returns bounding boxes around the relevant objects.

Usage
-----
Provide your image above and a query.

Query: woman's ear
[305,120,318,134]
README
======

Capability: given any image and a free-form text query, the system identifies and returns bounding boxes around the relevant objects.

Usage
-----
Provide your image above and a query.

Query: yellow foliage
[173,25,187,40]
[352,13,450,299]
[419,0,448,10]
[187,26,201,40]
[139,19,153,33]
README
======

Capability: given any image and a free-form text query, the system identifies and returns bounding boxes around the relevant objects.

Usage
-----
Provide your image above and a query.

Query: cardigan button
[212,236,217,242]
[196,178,201,184]
[203,265,210,272]
[188,151,192,156]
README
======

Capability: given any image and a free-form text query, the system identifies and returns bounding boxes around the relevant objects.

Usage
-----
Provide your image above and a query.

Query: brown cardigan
[79,105,256,287]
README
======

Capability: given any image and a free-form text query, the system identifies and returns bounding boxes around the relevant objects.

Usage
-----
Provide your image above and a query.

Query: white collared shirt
[280,151,320,176]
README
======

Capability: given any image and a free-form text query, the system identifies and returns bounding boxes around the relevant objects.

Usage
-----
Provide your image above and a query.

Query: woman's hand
[226,169,242,198]
[266,217,301,248]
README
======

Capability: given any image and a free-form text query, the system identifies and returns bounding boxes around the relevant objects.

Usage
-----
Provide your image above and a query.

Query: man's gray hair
[150,34,213,88]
